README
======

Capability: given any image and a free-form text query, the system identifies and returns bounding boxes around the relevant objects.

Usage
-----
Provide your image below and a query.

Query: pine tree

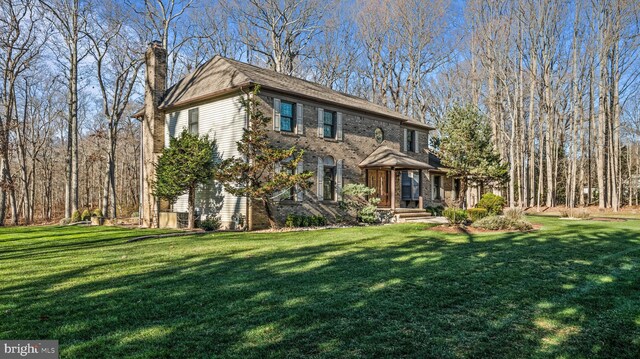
[437,105,508,208]
[153,130,219,229]
[218,87,313,229]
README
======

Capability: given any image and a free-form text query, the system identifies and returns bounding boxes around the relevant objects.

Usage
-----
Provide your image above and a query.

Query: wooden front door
[368,169,390,207]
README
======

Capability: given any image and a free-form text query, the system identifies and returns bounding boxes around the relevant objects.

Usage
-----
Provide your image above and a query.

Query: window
[402,172,412,200]
[188,108,199,134]
[433,175,441,200]
[280,101,295,132]
[282,167,295,200]
[407,130,416,152]
[402,171,420,200]
[453,178,461,200]
[323,111,336,138]
[323,156,336,201]
[323,167,335,201]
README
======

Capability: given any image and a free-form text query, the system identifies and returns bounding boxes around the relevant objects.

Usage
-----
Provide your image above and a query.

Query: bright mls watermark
[0,341,58,359]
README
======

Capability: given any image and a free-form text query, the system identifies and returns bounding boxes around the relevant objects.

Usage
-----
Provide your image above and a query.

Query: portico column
[390,167,396,211]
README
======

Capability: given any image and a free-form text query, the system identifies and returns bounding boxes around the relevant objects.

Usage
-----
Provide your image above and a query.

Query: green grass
[1,218,640,358]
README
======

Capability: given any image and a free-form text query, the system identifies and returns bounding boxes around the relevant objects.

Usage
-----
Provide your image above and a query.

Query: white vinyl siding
[165,95,247,227]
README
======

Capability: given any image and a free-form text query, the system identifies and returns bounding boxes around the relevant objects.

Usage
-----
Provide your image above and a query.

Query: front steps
[393,208,433,223]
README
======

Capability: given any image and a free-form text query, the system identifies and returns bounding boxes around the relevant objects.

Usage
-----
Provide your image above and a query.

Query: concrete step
[395,211,431,218]
[393,209,432,223]
[401,216,436,222]
[393,208,427,213]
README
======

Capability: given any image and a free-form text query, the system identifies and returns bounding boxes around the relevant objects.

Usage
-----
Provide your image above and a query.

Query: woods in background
[0,0,639,225]
[464,0,640,211]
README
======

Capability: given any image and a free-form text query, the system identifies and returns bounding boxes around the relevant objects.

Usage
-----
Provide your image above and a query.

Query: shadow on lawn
[0,226,166,261]
[2,222,640,358]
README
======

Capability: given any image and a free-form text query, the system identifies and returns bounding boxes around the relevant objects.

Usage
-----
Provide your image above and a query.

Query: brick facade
[251,90,434,226]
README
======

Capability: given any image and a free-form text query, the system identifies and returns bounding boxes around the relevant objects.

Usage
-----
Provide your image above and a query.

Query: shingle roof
[359,146,433,169]
[428,152,448,172]
[157,56,434,130]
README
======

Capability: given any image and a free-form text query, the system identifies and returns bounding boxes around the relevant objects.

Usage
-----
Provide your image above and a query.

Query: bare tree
[87,0,143,218]
[0,0,46,225]
[40,0,89,219]
[227,0,330,75]
[129,0,195,83]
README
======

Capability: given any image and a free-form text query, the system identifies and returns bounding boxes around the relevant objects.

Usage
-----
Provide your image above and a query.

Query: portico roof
[359,146,433,170]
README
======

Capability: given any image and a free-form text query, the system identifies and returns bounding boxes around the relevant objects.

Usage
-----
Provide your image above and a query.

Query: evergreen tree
[153,130,219,229]
[437,105,508,207]
[218,87,313,229]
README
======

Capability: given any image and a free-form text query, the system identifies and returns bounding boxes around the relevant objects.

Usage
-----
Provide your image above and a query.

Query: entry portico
[359,146,433,211]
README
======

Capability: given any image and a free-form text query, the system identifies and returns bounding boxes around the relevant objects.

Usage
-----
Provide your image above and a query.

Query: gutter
[136,81,435,131]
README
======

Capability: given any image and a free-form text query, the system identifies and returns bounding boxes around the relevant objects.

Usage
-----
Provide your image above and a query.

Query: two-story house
[137,41,457,229]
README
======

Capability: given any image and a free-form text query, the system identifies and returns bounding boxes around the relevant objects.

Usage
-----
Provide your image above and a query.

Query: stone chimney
[142,41,167,228]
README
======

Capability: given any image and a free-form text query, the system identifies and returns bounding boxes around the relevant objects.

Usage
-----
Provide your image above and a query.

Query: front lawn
[1,218,639,358]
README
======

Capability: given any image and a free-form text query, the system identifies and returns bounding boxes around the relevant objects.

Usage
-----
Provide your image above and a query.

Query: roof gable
[359,146,432,169]
[160,57,252,109]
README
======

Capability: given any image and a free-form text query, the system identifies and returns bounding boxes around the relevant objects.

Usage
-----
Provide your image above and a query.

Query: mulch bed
[590,217,627,222]
[427,224,541,234]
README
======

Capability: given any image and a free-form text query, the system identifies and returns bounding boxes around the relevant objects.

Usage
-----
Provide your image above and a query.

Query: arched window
[323,156,336,201]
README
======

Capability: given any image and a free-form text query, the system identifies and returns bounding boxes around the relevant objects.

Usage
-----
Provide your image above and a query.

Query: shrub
[310,215,327,226]
[471,215,510,230]
[341,183,382,224]
[70,210,82,223]
[477,193,505,215]
[504,207,525,221]
[92,209,104,218]
[59,218,70,226]
[467,208,488,222]
[341,183,376,198]
[425,206,444,216]
[472,215,533,231]
[559,209,589,219]
[285,214,297,227]
[285,214,327,228]
[358,204,379,224]
[443,207,467,225]
[574,210,590,219]
[81,209,91,221]
[199,216,221,231]
[511,219,533,231]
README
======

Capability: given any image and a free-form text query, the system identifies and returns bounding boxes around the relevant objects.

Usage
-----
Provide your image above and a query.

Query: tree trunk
[568,4,580,209]
[610,31,620,211]
[263,198,277,229]
[596,36,607,210]
[109,129,117,219]
[544,63,554,208]
[188,185,195,229]
[527,45,537,208]
[101,165,110,218]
